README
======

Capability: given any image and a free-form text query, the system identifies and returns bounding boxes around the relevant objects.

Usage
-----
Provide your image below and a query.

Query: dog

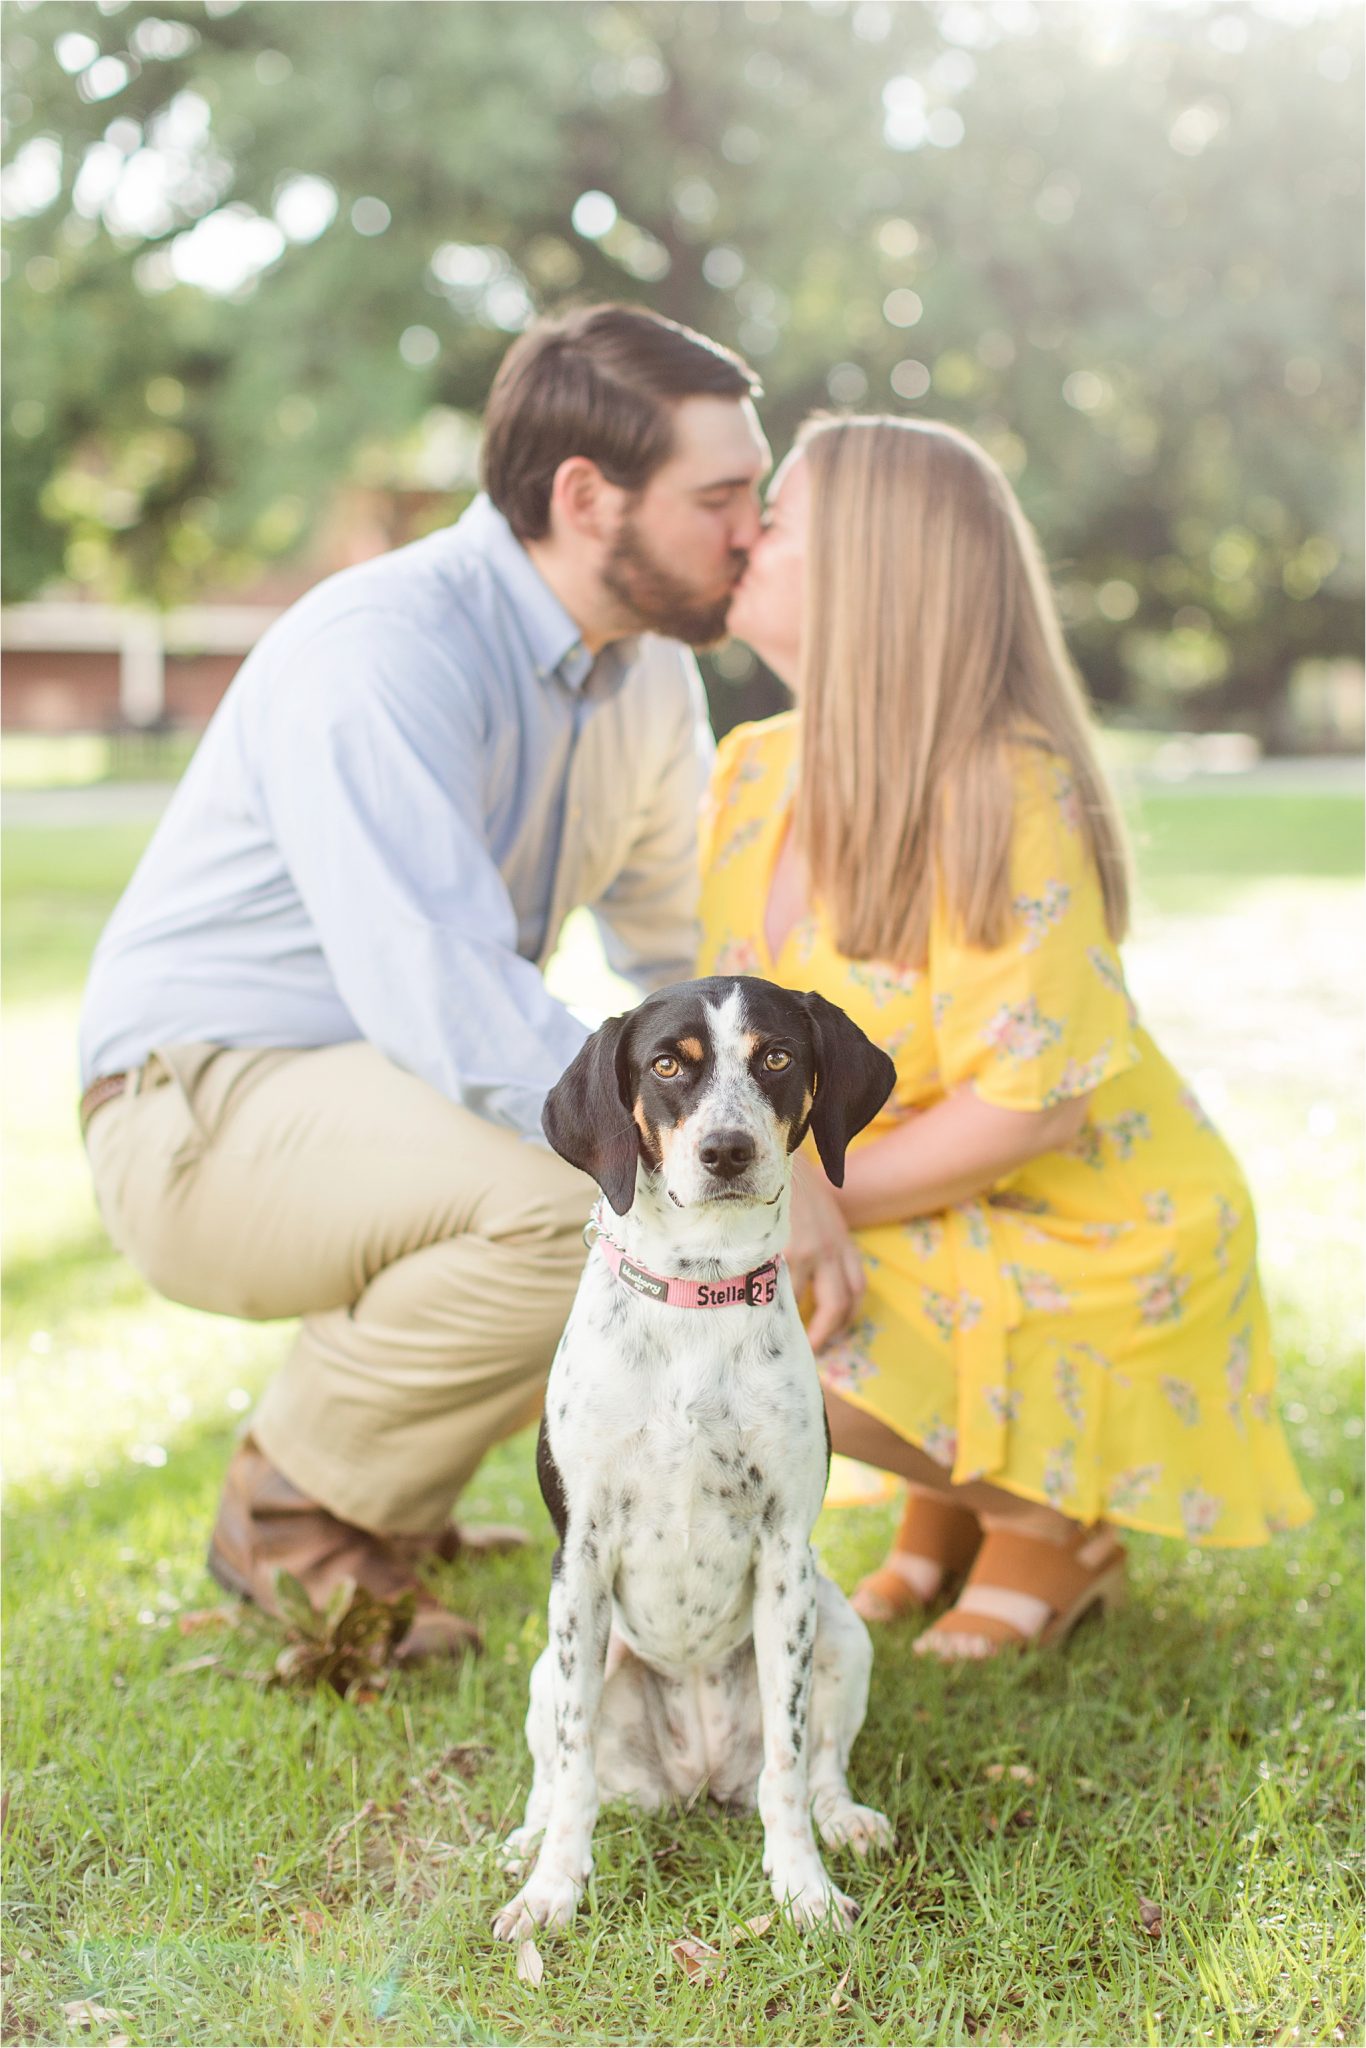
[492,973,898,1942]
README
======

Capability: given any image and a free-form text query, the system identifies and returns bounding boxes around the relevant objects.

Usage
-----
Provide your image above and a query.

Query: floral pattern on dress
[1225,1326,1251,1400]
[1053,763,1083,832]
[983,997,1063,1064]
[712,816,766,869]
[709,934,763,977]
[921,1286,984,1340]
[1179,1084,1216,1134]
[849,960,921,1007]
[932,991,954,1027]
[1053,1354,1086,1426]
[1005,1266,1072,1313]
[818,1317,882,1397]
[962,1202,992,1250]
[1180,1487,1224,1538]
[1138,1256,1189,1325]
[1080,1220,1133,1247]
[1144,1190,1175,1226]
[984,1384,1023,1423]
[1161,1375,1201,1427]
[923,1418,958,1469]
[1064,1123,1105,1171]
[1087,944,1127,996]
[782,918,819,968]
[1097,1110,1152,1160]
[1229,1264,1254,1318]
[1043,1439,1077,1507]
[1107,1464,1163,1512]
[1043,1043,1117,1106]
[1214,1195,1239,1273]
[1014,880,1072,953]
[903,1217,944,1259]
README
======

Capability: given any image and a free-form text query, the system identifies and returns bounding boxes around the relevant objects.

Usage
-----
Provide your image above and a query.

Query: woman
[700,416,1312,1661]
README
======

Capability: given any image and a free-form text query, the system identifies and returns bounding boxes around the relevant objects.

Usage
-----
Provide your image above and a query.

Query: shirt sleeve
[255,606,589,1140]
[589,646,714,993]
[929,747,1140,1112]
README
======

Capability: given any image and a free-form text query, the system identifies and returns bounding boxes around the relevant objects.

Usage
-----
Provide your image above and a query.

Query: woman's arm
[830,1085,1091,1231]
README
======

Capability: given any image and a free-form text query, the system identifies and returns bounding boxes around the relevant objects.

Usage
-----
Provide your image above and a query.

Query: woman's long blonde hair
[793,415,1130,966]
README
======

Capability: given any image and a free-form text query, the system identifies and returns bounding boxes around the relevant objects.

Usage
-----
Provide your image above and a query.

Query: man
[79,303,770,1658]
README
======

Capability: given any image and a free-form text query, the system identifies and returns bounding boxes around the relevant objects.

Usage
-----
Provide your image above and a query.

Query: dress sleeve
[929,748,1140,1112]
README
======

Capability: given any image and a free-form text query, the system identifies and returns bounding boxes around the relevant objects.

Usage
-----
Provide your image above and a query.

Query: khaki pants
[84,1043,595,1534]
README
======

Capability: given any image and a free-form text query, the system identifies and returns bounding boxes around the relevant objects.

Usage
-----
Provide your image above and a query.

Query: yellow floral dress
[698,713,1312,1548]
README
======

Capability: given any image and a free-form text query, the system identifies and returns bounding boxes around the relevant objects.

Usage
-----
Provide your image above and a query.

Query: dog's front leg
[752,1534,857,1929]
[492,1555,611,1942]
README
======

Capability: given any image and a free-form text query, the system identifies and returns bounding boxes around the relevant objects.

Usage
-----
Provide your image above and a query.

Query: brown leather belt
[79,1071,130,1135]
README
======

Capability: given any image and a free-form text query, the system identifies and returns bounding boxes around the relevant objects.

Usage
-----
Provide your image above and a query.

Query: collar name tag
[591,1214,785,1312]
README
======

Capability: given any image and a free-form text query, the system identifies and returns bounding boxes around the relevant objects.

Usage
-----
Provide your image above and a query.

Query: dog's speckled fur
[492,977,897,1939]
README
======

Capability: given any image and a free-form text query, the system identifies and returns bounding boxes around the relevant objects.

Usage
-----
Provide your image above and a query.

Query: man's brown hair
[482,303,761,540]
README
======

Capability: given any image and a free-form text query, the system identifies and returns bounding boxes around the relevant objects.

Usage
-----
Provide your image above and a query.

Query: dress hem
[827,1383,1316,1549]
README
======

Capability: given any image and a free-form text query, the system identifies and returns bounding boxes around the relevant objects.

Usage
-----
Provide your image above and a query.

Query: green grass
[1133,796,1364,913]
[3,797,1363,2047]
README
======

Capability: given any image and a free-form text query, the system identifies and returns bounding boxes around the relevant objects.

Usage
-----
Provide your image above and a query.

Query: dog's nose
[698,1129,756,1180]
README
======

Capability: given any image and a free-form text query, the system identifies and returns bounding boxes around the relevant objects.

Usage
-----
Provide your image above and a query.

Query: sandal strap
[919,1608,1030,1650]
[971,1524,1123,1613]
[897,1491,982,1574]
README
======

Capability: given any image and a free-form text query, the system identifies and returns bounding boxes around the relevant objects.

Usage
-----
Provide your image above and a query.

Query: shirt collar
[457,494,638,697]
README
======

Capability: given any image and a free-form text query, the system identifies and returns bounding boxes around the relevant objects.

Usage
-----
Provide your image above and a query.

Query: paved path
[3,782,176,827]
[3,757,1362,830]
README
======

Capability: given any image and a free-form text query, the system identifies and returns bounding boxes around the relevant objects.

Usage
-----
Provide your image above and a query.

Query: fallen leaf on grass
[727,1912,774,1943]
[1138,1895,1163,1937]
[515,1939,544,1987]
[61,2001,124,2029]
[176,1606,236,1635]
[167,1652,222,1676]
[830,1966,852,2012]
[984,1763,1037,1786]
[669,1936,727,1984]
[294,1909,327,1943]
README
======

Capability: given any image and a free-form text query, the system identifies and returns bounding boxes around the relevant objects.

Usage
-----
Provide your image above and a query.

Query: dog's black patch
[536,1415,568,1548]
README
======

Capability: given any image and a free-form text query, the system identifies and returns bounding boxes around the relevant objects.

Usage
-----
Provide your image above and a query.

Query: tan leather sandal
[912,1521,1126,1660]
[851,1490,984,1625]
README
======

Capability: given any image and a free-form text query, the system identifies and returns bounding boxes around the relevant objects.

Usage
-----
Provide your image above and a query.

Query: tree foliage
[2,0,1361,730]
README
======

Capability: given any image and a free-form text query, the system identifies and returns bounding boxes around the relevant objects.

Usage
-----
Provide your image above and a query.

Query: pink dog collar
[589,1215,783,1310]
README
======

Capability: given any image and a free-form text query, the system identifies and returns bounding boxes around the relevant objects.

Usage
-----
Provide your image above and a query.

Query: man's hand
[788,1156,865,1352]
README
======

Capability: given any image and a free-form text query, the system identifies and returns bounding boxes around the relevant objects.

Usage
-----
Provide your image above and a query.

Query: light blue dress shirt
[79,495,715,1139]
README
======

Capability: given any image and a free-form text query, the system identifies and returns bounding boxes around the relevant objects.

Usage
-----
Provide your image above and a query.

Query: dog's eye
[763,1049,792,1072]
[651,1054,680,1079]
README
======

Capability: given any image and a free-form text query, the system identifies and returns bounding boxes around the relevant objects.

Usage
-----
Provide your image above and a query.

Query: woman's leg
[826,1389,1117,1653]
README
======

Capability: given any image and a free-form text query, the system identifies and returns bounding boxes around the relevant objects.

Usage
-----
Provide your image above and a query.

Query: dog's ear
[799,991,897,1187]
[541,1013,640,1216]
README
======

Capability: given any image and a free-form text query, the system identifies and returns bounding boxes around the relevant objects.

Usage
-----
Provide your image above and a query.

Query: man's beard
[601,509,746,649]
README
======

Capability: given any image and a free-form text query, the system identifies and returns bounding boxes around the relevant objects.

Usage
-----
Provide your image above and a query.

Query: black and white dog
[492,975,897,1941]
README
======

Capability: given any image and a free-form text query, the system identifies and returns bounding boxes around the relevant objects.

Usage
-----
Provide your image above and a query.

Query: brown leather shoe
[207,1436,482,1663]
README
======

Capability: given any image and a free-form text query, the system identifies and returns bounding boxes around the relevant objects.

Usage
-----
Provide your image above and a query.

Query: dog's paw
[491,1869,584,1943]
[769,1863,858,1932]
[817,1800,894,1859]
[498,1824,545,1878]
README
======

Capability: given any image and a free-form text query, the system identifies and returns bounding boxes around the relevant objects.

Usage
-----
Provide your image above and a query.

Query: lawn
[2,789,1362,2047]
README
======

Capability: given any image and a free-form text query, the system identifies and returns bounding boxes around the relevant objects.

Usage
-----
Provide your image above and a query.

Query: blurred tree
[2,0,1361,737]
